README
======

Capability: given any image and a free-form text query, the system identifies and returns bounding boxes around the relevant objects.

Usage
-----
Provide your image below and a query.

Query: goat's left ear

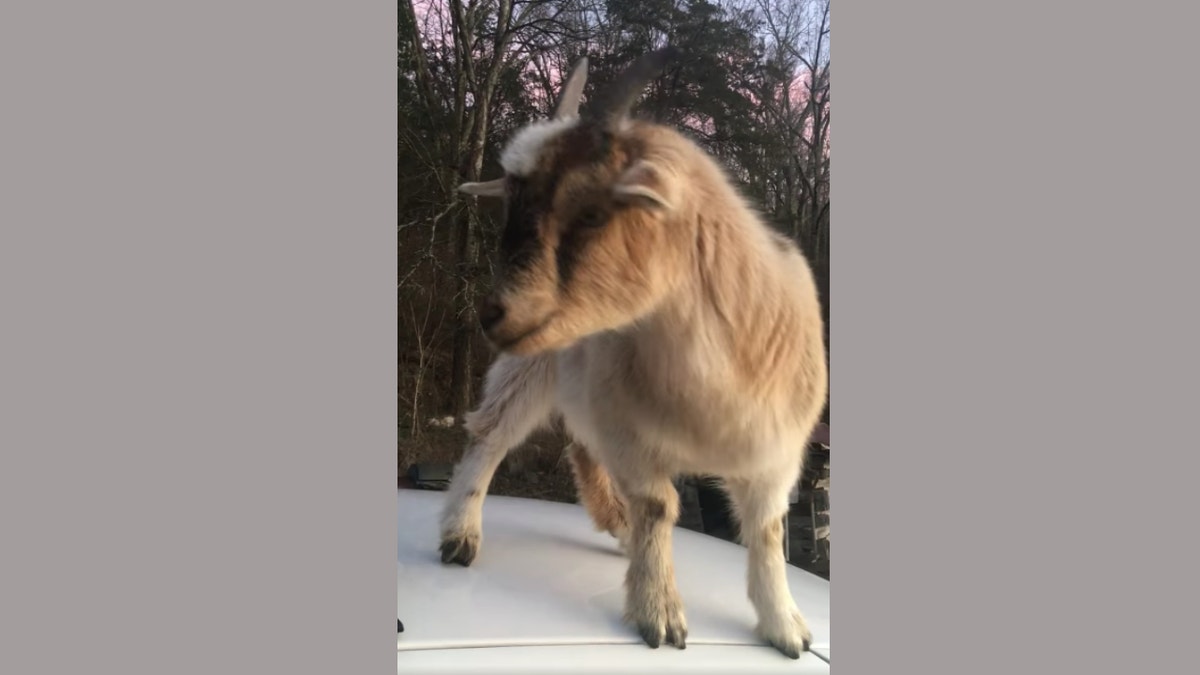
[612,160,675,210]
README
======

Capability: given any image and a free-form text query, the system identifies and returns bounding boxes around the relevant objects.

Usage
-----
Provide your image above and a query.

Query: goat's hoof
[627,595,688,650]
[635,619,688,650]
[758,610,813,659]
[438,533,479,566]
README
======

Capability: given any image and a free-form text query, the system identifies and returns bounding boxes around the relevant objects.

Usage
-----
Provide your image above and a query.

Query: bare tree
[754,0,829,254]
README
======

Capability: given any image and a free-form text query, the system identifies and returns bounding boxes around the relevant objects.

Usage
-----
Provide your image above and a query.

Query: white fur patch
[500,117,579,177]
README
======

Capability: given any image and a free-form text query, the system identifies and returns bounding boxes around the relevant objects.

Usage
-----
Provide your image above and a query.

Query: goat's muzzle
[479,296,506,333]
[479,294,558,354]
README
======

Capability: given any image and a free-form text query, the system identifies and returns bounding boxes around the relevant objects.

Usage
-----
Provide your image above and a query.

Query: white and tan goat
[437,49,828,659]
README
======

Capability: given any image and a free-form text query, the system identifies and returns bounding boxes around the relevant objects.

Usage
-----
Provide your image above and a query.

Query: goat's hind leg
[438,353,555,566]
[566,441,630,550]
[726,471,814,659]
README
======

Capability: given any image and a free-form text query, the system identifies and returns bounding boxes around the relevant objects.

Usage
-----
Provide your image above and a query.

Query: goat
[437,48,828,659]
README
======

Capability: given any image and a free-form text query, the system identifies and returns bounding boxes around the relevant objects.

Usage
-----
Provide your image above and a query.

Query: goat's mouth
[487,312,558,354]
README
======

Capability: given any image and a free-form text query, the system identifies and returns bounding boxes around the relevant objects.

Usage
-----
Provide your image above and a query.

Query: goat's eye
[574,211,607,229]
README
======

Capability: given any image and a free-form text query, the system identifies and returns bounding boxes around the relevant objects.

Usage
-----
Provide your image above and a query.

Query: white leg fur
[438,353,556,565]
[725,471,813,659]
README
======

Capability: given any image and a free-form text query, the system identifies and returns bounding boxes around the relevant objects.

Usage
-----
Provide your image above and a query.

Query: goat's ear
[458,177,506,197]
[612,160,675,210]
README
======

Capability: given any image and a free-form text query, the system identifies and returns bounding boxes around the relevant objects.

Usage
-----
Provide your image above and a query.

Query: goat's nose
[479,297,506,331]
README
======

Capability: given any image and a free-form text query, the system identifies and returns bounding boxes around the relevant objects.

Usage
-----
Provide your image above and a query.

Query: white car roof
[398,488,830,671]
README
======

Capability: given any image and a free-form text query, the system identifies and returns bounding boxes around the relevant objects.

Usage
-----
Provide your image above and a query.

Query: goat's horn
[552,57,589,119]
[588,47,679,129]
[458,177,505,197]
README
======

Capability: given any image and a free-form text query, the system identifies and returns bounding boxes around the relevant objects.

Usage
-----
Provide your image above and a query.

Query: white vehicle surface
[398,488,831,673]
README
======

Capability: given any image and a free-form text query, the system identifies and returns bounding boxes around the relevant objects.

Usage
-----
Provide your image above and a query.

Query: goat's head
[460,48,691,355]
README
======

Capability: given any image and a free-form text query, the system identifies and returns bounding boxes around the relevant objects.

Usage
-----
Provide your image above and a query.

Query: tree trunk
[446,97,493,417]
[444,0,515,418]
[446,215,477,418]
[446,158,483,418]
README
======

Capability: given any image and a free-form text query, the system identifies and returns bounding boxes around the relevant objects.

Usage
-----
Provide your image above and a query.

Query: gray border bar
[1,2,397,673]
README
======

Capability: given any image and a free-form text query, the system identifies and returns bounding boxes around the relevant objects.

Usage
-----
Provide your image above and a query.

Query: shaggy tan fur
[565,442,629,544]
[441,51,828,659]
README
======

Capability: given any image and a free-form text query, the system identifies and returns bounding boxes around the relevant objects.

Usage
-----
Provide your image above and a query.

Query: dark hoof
[774,642,801,660]
[638,623,661,649]
[666,623,688,649]
[636,621,687,650]
[439,535,477,566]
[766,635,809,660]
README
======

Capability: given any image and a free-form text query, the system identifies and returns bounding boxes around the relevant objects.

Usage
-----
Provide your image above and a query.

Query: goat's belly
[553,339,806,478]
[651,413,802,477]
[555,375,798,479]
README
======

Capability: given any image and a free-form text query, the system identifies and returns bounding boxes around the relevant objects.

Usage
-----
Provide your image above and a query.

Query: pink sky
[407,0,828,151]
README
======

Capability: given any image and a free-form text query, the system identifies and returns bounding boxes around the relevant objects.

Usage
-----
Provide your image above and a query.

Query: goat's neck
[646,199,809,398]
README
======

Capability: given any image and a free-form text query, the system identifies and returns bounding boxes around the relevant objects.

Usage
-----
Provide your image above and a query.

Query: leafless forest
[398,0,830,490]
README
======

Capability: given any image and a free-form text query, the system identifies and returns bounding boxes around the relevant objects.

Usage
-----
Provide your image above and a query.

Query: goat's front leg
[437,435,509,566]
[726,473,813,659]
[614,472,688,649]
[439,354,555,566]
